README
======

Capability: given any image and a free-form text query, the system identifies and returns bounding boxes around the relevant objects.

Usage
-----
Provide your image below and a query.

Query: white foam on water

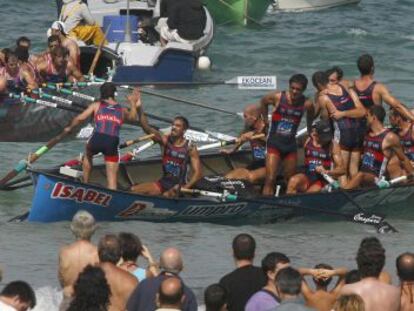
[346,28,368,36]
[32,287,63,311]
[402,35,414,41]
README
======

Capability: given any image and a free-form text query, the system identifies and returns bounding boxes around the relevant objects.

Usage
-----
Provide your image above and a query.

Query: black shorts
[338,127,365,151]
[156,176,179,193]
[87,132,120,162]
[246,160,266,170]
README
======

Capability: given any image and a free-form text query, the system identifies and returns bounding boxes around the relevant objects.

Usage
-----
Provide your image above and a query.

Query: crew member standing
[64,82,140,190]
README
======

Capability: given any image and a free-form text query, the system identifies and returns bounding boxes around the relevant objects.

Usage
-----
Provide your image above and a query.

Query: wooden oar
[197,133,265,151]
[320,173,398,233]
[0,130,70,188]
[88,22,112,76]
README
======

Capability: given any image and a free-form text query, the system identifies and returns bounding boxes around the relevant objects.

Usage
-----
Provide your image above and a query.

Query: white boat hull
[270,0,361,12]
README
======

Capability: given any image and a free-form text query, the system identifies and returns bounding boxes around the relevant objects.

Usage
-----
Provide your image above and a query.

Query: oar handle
[119,134,155,148]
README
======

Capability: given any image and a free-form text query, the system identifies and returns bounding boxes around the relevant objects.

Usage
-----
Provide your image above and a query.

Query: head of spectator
[0,281,36,311]
[16,36,31,50]
[67,265,111,311]
[232,233,256,265]
[396,252,414,283]
[156,277,184,310]
[204,284,227,311]
[98,234,122,265]
[356,237,385,279]
[159,247,183,275]
[118,232,143,264]
[262,252,290,283]
[313,263,334,289]
[275,267,302,301]
[345,269,361,284]
[333,294,365,311]
[70,210,97,241]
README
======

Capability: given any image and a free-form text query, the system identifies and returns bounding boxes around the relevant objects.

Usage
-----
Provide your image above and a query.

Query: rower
[14,46,39,90]
[344,106,414,189]
[50,21,81,70]
[59,0,107,46]
[312,71,365,183]
[261,74,314,196]
[222,104,267,184]
[388,108,414,179]
[35,35,62,65]
[130,98,202,197]
[63,82,140,190]
[36,46,84,83]
[353,54,414,121]
[287,119,345,194]
[326,66,352,89]
[0,51,37,93]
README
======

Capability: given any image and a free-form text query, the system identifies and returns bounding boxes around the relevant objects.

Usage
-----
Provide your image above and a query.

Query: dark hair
[204,284,227,311]
[289,73,308,91]
[158,277,184,306]
[275,267,302,296]
[1,281,36,308]
[357,54,374,75]
[16,36,31,47]
[396,252,414,282]
[100,82,117,100]
[174,116,189,130]
[232,233,256,261]
[261,252,290,274]
[356,237,385,278]
[118,232,143,262]
[345,269,361,284]
[48,35,61,45]
[51,46,69,58]
[312,71,329,89]
[368,105,386,123]
[313,263,333,287]
[67,265,111,311]
[326,66,344,80]
[1,48,12,59]
[98,234,122,264]
[5,51,18,64]
[14,46,29,62]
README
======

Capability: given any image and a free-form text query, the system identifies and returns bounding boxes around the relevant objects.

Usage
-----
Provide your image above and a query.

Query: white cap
[51,21,68,35]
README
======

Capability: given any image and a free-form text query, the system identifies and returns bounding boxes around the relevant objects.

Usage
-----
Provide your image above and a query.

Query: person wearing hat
[58,0,107,47]
[50,20,81,70]
[64,82,141,190]
[287,119,345,193]
[58,210,99,310]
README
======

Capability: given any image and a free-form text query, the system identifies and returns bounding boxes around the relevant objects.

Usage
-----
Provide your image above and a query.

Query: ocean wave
[346,28,368,36]
[32,287,62,311]
[402,35,414,41]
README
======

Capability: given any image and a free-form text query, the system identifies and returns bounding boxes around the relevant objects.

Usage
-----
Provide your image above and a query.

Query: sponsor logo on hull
[51,182,112,207]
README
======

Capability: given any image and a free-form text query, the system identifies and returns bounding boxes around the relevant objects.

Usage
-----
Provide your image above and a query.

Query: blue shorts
[87,132,120,162]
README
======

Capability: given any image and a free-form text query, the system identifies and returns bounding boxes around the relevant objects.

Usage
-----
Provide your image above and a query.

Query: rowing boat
[26,149,414,223]
[269,0,361,12]
[204,0,273,26]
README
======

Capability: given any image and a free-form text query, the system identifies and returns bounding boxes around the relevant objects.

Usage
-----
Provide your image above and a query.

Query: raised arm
[298,268,316,298]
[135,94,163,144]
[123,88,139,122]
[328,267,348,295]
[379,84,414,122]
[183,144,202,189]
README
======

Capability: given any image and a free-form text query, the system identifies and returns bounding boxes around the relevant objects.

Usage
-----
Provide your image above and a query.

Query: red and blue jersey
[267,91,305,151]
[94,101,123,137]
[304,138,332,182]
[361,129,390,177]
[162,136,189,183]
[354,81,377,109]
[400,126,414,161]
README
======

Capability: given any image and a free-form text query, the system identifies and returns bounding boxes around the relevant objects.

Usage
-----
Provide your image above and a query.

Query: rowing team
[0,22,83,94]
[61,54,414,198]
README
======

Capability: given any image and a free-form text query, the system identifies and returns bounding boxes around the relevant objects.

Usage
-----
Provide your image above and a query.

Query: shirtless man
[261,74,315,195]
[98,234,138,311]
[287,119,345,193]
[396,252,414,311]
[0,51,38,93]
[131,97,202,197]
[36,46,83,83]
[312,71,365,183]
[353,54,414,121]
[223,104,267,183]
[58,210,99,308]
[340,237,400,311]
[344,105,414,189]
[50,20,81,69]
[299,264,347,311]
